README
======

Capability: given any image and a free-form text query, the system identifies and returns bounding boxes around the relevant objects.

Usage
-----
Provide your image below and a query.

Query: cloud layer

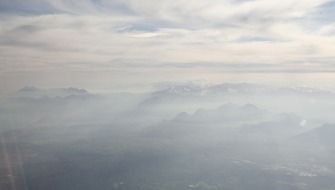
[1,0,335,93]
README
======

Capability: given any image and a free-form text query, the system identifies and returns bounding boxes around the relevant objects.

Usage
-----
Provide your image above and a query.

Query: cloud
[1,0,335,93]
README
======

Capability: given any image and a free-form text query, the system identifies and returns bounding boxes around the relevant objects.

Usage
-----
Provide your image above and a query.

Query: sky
[1,0,335,94]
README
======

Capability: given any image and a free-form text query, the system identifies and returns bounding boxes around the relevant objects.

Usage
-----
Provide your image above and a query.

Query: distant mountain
[209,83,332,96]
[152,83,203,97]
[13,86,93,99]
[174,103,267,123]
[294,124,335,148]
[240,113,305,140]
[143,103,269,139]
[141,83,333,105]
[207,83,269,95]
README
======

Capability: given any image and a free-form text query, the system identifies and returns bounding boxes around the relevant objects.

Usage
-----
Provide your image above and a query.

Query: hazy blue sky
[1,0,335,94]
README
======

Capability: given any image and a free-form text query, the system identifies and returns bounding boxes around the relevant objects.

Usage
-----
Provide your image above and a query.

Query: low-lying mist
[1,83,335,190]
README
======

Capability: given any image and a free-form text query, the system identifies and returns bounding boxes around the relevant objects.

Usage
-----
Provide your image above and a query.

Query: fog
[1,83,335,190]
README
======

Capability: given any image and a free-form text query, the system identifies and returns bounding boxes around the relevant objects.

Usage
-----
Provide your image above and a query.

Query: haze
[1,1,335,190]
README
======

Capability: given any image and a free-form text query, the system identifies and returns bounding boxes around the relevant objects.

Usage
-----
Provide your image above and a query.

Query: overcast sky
[1,0,335,94]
